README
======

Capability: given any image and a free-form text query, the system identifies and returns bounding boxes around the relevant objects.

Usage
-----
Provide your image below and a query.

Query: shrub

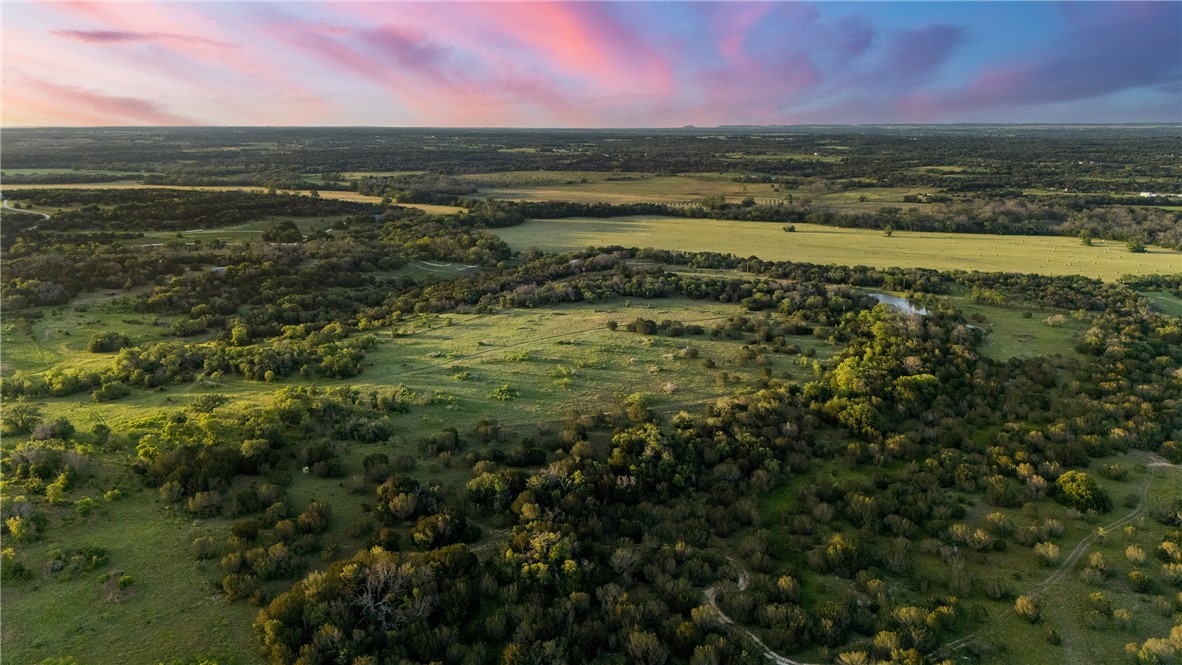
[86,331,131,353]
[1055,470,1112,513]
[1015,595,1040,622]
[489,384,519,401]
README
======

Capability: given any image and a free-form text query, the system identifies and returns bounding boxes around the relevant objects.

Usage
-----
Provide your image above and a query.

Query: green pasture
[348,299,833,423]
[132,215,353,243]
[939,295,1089,360]
[1140,290,1182,317]
[1,490,259,665]
[494,216,1182,280]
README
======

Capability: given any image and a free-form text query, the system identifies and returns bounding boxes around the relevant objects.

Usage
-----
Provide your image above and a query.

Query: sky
[2,1,1179,127]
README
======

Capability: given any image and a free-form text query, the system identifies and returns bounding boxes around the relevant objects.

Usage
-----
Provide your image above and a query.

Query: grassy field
[4,297,835,430]
[1140,290,1182,317]
[1,489,259,665]
[939,295,1089,360]
[494,216,1182,280]
[2,184,464,215]
[459,170,931,209]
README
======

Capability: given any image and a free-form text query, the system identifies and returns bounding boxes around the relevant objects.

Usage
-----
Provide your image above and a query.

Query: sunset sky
[3,1,1179,127]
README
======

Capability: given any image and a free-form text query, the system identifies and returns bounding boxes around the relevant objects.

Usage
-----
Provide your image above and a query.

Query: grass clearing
[467,172,784,205]
[1140,290,1182,317]
[347,298,834,426]
[1,489,259,665]
[494,216,1182,280]
[940,295,1089,360]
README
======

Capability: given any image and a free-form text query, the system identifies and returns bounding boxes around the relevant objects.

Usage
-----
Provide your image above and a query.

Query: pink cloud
[18,81,197,125]
[52,29,227,47]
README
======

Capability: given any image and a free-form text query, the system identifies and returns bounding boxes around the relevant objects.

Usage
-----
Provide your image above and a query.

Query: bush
[489,384,520,401]
[86,331,131,353]
[31,417,76,441]
[1015,595,1041,622]
[92,381,132,402]
[1055,470,1112,513]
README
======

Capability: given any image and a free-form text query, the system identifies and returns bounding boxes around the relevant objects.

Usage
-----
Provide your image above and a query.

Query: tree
[883,225,894,238]
[1055,470,1112,513]
[1126,239,1147,253]
[1,400,42,435]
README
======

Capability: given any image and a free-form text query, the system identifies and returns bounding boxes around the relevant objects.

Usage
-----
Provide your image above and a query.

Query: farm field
[463,170,932,209]
[494,216,1182,280]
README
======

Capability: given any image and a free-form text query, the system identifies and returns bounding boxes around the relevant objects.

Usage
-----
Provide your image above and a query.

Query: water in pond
[868,292,928,316]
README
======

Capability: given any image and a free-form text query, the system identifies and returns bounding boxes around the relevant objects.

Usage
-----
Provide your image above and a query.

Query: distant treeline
[4,127,1179,194]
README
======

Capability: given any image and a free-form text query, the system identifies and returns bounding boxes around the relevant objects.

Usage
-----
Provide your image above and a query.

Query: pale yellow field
[5,183,464,215]
[494,216,1182,280]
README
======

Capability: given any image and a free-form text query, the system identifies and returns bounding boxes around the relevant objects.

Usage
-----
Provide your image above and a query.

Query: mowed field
[4,183,464,215]
[463,170,932,210]
[495,216,1182,280]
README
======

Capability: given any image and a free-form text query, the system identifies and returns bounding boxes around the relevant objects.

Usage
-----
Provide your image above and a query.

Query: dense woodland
[2,128,1181,665]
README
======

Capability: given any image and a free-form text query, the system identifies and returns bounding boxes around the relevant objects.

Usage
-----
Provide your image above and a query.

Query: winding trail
[933,464,1160,659]
[2,199,51,227]
[704,557,820,665]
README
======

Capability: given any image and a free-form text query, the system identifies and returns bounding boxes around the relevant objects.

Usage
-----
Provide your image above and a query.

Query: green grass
[342,299,834,425]
[940,295,1089,360]
[1,490,259,665]
[493,216,1182,281]
[1140,290,1182,317]
[134,215,352,243]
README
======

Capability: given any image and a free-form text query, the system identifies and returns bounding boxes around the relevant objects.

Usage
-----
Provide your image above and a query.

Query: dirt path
[934,465,1158,659]
[2,198,51,225]
[704,557,819,665]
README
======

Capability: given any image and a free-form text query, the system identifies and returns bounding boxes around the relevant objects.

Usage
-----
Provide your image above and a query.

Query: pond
[868,292,928,316]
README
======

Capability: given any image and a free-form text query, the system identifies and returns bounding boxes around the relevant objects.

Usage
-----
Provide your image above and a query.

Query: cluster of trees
[5,188,372,233]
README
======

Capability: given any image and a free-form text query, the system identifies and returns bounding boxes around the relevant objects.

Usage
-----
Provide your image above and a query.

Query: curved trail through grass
[3,198,51,225]
[934,464,1158,659]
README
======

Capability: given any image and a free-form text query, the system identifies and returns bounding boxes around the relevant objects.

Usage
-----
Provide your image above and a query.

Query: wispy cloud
[23,81,197,125]
[52,29,227,47]
[3,1,1179,127]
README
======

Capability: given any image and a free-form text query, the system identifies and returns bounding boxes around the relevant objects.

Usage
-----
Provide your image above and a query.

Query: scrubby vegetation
[2,127,1180,665]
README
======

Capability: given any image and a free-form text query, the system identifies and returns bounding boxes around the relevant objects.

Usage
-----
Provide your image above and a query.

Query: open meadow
[495,216,1182,281]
